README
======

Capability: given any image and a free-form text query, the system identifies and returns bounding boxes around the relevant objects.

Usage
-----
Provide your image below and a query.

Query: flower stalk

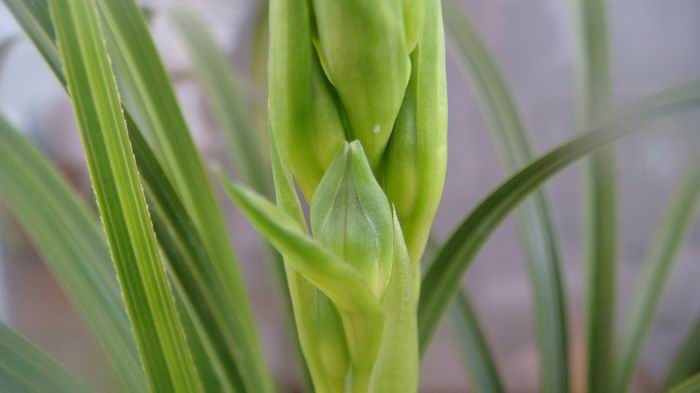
[227,0,447,391]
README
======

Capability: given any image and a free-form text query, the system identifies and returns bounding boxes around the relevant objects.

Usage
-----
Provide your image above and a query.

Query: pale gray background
[0,1,698,392]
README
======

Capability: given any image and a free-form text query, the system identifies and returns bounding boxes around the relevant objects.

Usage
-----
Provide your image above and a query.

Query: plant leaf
[0,322,93,393]
[614,157,700,392]
[664,317,700,390]
[443,1,569,390]
[448,292,504,393]
[170,10,270,195]
[50,0,202,391]
[221,176,381,316]
[269,135,348,392]
[94,2,273,390]
[667,373,700,393]
[171,10,318,390]
[570,1,617,391]
[418,80,700,354]
[0,115,146,391]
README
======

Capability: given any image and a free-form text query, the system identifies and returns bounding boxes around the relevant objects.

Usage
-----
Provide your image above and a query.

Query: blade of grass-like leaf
[4,2,252,390]
[0,115,146,391]
[571,1,616,391]
[449,292,505,393]
[664,317,700,390]
[667,373,700,393]
[171,10,270,195]
[1,0,62,82]
[419,234,505,392]
[94,2,273,390]
[614,157,700,392]
[0,322,92,392]
[418,81,700,354]
[171,10,315,391]
[51,0,202,391]
[443,2,569,390]
[130,123,245,393]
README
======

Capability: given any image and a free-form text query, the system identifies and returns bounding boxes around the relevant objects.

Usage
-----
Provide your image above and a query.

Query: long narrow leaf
[170,10,270,195]
[4,1,255,390]
[94,2,273,390]
[570,1,616,391]
[171,10,315,391]
[0,115,146,391]
[663,316,700,389]
[0,322,92,393]
[443,2,569,390]
[51,0,202,391]
[448,292,504,393]
[667,373,700,393]
[614,157,700,392]
[418,81,700,354]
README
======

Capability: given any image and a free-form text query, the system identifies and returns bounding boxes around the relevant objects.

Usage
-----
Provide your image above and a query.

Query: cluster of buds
[227,0,446,391]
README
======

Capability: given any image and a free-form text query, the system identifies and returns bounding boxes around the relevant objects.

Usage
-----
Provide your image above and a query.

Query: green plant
[0,0,699,392]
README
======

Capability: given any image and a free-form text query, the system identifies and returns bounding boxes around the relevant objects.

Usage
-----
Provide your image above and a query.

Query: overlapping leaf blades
[51,0,202,391]
[0,115,145,391]
[443,1,568,390]
[418,80,700,353]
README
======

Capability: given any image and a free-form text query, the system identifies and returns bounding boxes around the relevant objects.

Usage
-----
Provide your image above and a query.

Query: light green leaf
[570,1,616,391]
[443,1,568,390]
[448,292,504,393]
[0,115,146,391]
[664,317,700,390]
[418,81,700,354]
[0,322,92,393]
[269,136,348,392]
[221,176,381,316]
[3,2,257,390]
[667,373,700,393]
[170,10,270,195]
[368,211,418,393]
[50,0,202,391]
[614,157,700,392]
[94,2,273,389]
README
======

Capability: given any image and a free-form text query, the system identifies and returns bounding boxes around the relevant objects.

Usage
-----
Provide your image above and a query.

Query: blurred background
[0,0,698,392]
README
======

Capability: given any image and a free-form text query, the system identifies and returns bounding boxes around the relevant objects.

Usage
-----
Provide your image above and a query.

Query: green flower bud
[311,0,412,167]
[381,0,447,264]
[269,0,345,201]
[311,141,393,298]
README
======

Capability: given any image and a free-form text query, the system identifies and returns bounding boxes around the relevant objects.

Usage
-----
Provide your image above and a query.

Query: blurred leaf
[418,80,700,353]
[663,316,700,389]
[171,10,270,194]
[615,157,700,392]
[443,1,569,390]
[0,115,146,391]
[570,1,616,391]
[4,1,257,390]
[0,322,92,392]
[95,1,273,390]
[171,9,316,390]
[667,373,700,393]
[449,292,504,393]
[50,0,202,391]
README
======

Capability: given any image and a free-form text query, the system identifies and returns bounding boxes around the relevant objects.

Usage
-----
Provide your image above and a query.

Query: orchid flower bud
[380,0,447,265]
[310,0,412,167]
[311,141,394,298]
